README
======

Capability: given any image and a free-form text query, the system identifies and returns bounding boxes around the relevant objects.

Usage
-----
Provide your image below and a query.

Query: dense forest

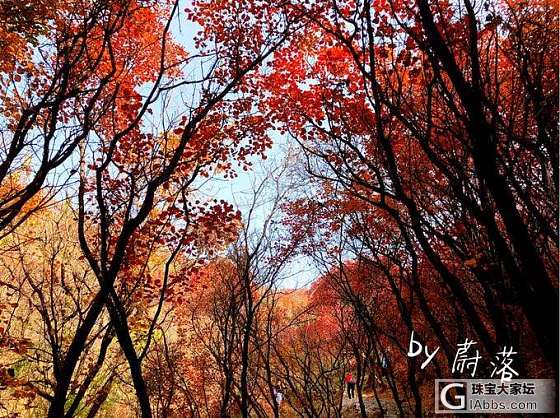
[0,0,557,416]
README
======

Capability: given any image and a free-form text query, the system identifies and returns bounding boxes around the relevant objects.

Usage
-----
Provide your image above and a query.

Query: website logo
[435,379,555,414]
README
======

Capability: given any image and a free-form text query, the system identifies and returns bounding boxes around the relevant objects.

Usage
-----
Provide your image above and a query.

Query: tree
[0,201,118,417]
[0,0,183,237]
[1,0,302,415]
[260,0,558,374]
[0,0,556,416]
[168,168,303,418]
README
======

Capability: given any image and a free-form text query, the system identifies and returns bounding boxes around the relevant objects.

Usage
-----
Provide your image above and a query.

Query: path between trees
[341,391,403,417]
